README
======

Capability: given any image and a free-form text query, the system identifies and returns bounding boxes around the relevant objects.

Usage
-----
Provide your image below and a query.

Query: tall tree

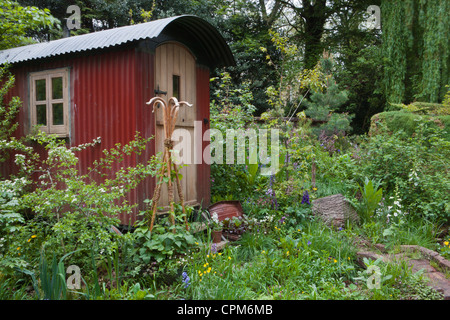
[381,0,450,104]
[280,0,328,70]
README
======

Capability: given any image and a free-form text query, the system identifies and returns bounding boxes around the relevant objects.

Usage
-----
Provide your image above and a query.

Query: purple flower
[307,241,311,246]
[182,272,190,288]
[301,191,310,205]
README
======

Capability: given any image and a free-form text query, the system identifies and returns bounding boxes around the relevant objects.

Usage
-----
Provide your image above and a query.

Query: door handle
[154,85,167,95]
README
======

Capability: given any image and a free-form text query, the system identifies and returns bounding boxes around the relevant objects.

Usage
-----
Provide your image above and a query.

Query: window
[172,75,180,100]
[30,68,69,137]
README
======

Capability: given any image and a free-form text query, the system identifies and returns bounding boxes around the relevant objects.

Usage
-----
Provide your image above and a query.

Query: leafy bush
[131,209,197,265]
[360,119,450,222]
[370,111,450,141]
[1,131,160,273]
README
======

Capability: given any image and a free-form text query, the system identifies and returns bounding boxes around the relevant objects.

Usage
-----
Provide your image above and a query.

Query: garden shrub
[370,111,450,141]
[1,131,160,274]
[130,210,197,265]
[209,72,259,201]
[360,119,450,223]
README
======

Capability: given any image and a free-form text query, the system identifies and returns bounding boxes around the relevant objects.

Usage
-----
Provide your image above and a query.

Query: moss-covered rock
[369,111,450,141]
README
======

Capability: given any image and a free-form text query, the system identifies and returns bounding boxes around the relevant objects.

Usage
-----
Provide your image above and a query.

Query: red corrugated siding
[71,48,139,225]
[133,48,156,223]
[196,65,211,208]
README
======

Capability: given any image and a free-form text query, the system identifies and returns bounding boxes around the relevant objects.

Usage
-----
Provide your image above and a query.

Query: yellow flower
[286,251,289,256]
[228,256,231,260]
[313,187,318,191]
[333,259,337,263]
[195,242,199,245]
[218,253,222,256]
[444,241,449,246]
[17,247,21,250]
[31,235,37,238]
[27,238,31,242]
[261,250,266,254]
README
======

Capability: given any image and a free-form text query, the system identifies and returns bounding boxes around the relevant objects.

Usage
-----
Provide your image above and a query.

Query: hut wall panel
[133,49,156,224]
[196,65,211,208]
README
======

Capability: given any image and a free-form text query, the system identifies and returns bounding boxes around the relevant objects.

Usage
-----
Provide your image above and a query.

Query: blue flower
[266,188,274,196]
[301,191,310,205]
[182,272,190,288]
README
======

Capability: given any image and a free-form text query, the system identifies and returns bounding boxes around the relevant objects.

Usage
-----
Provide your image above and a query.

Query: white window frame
[29,68,69,137]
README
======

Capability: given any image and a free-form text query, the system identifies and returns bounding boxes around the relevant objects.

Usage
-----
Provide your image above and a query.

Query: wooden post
[146,97,192,232]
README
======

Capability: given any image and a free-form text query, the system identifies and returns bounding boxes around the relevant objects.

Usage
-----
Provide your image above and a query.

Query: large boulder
[312,194,360,228]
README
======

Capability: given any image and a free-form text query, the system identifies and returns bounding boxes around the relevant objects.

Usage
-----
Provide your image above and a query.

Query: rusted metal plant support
[146,96,192,232]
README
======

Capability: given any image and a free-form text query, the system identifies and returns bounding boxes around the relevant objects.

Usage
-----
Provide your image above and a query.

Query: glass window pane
[52,103,64,125]
[35,79,46,101]
[173,75,180,100]
[36,104,47,126]
[52,77,63,100]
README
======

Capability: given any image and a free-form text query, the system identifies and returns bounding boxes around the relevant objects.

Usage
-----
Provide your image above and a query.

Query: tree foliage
[0,0,60,49]
[381,0,450,104]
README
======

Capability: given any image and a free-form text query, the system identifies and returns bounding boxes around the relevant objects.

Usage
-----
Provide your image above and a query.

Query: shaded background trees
[9,0,450,134]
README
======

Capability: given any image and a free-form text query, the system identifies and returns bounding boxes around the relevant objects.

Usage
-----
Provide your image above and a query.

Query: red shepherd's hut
[0,15,235,226]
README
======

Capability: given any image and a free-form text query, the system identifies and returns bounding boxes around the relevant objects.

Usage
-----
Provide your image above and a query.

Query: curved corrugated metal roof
[0,15,234,68]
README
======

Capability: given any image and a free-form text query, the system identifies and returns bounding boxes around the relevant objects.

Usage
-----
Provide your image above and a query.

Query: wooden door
[154,42,197,209]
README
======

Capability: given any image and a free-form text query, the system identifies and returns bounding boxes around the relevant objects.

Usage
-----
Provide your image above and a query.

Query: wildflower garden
[1,0,450,303]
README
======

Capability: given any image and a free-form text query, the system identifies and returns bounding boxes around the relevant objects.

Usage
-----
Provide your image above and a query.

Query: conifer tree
[304,54,351,136]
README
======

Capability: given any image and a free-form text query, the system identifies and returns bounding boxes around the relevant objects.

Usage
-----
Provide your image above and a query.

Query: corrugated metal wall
[133,48,156,224]
[196,65,211,208]
[71,48,140,225]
